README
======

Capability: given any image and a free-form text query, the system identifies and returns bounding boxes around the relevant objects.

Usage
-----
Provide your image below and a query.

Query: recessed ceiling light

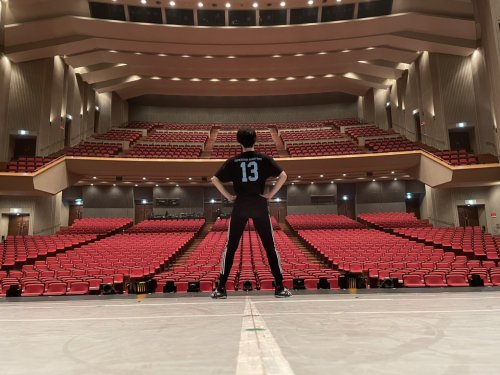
[285,77,296,80]
[294,53,304,57]
[181,55,191,58]
[151,76,162,80]
[394,178,398,181]
[248,78,258,82]
[90,183,94,186]
[366,47,375,50]
[391,171,395,174]
[341,49,351,53]
[156,184,159,187]
[308,0,313,5]
[109,50,118,53]
[330,181,334,184]
[141,0,146,4]
[318,52,327,55]
[280,1,286,6]
[291,182,295,185]
[229,78,239,82]
[176,184,179,187]
[158,53,167,57]
[225,2,231,7]
[166,178,170,180]
[135,184,138,187]
[204,55,214,58]
[342,173,347,177]
[169,1,176,6]
[298,175,302,178]
[188,177,192,180]
[198,2,204,7]
[372,179,376,182]
[210,78,220,82]
[227,55,236,59]
[358,60,369,64]
[171,77,181,81]
[266,78,277,81]
[310,182,314,185]
[113,183,116,186]
[252,2,258,7]
[93,176,97,179]
[191,78,201,81]
[272,55,281,58]
[305,75,315,79]
[134,52,142,55]
[324,74,334,78]
[320,174,324,178]
[142,177,147,180]
[336,0,341,2]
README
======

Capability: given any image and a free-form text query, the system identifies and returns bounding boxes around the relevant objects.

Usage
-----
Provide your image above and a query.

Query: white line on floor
[1,308,500,323]
[236,297,295,375]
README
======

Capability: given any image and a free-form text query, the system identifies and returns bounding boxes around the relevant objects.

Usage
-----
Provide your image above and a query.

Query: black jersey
[214,151,283,197]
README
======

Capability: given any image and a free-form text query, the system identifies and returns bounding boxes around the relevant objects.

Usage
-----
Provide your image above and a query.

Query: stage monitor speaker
[242,280,253,291]
[318,277,330,289]
[188,281,200,292]
[101,283,116,295]
[164,281,176,293]
[293,278,305,290]
[380,277,399,288]
[6,284,21,297]
[469,274,485,287]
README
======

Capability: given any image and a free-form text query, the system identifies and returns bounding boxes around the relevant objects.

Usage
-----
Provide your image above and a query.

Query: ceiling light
[142,177,147,180]
[134,52,142,55]
[225,2,231,7]
[109,50,118,53]
[198,2,204,7]
[171,77,181,81]
[318,52,327,55]
[266,78,277,81]
[155,184,159,187]
[305,76,315,79]
[248,78,258,82]
[253,2,258,7]
[210,78,220,82]
[336,0,341,2]
[341,49,351,53]
[394,178,398,181]
[285,77,296,80]
[90,183,94,186]
[308,0,313,4]
[358,60,369,64]
[298,175,301,178]
[227,55,236,59]
[310,182,314,185]
[141,0,147,4]
[324,74,334,78]
[176,184,179,187]
[366,47,375,50]
[158,53,167,57]
[93,176,97,179]
[229,78,239,82]
[330,181,334,184]
[181,55,191,58]
[342,173,347,177]
[294,53,304,57]
[151,76,162,80]
[291,182,295,185]
[320,174,324,178]
[188,177,192,180]
[280,1,286,6]
[166,178,170,180]
[391,171,395,174]
[169,1,175,6]
[135,184,138,187]
[372,179,376,182]
[272,55,281,58]
[204,55,214,58]
[191,78,201,81]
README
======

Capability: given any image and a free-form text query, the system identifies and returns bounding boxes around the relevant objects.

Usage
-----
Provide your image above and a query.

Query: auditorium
[0,0,500,373]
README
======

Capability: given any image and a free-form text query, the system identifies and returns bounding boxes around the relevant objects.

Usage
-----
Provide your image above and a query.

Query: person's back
[210,127,292,299]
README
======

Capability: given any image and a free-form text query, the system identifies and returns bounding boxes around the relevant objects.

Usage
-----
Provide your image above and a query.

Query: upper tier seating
[124,122,158,132]
[297,228,497,286]
[157,123,214,131]
[274,121,331,130]
[125,144,202,159]
[0,234,96,268]
[1,232,195,296]
[92,130,143,143]
[432,150,478,165]
[357,212,432,229]
[286,214,364,230]
[393,226,500,260]
[287,141,364,157]
[65,142,122,157]
[6,156,56,173]
[344,126,394,140]
[146,131,208,143]
[216,124,272,130]
[366,137,421,153]
[215,131,274,143]
[211,144,279,158]
[57,218,133,235]
[325,118,363,128]
[127,219,205,233]
[280,129,344,142]
[212,217,280,231]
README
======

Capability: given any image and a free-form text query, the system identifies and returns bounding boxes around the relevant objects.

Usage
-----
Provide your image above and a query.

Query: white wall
[129,102,358,124]
[421,185,500,235]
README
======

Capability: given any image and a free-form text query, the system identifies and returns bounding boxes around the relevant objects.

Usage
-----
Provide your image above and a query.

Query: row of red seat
[210,144,279,158]
[344,126,393,140]
[366,137,421,153]
[432,150,479,165]
[287,141,364,157]
[6,156,56,172]
[58,217,133,235]
[280,129,343,142]
[146,131,208,143]
[125,145,202,159]
[286,214,364,230]
[215,131,274,143]
[357,212,432,229]
[65,142,122,157]
[127,219,205,233]
[92,130,143,143]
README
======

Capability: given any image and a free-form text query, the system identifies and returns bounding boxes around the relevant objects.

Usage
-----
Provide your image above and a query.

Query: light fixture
[188,177,192,180]
[310,182,314,185]
[330,181,334,184]
[406,193,413,199]
[342,195,349,201]
[229,79,239,82]
[285,77,296,80]
[320,174,324,178]
[210,198,216,203]
[272,55,281,58]
[276,197,281,202]
[93,176,97,180]
[225,2,231,7]
[191,78,201,82]
[324,74,334,78]
[394,178,398,181]
[308,0,313,5]
[386,102,390,107]
[176,184,179,187]
[342,173,347,177]
[412,109,419,115]
[248,78,258,82]
[372,179,376,182]
[142,199,148,204]
[305,76,315,80]
[298,175,302,178]
[210,78,220,82]
[457,122,466,128]
[198,2,204,7]
[90,183,94,186]
[169,1,175,6]
[113,184,116,187]
[391,171,395,174]
[141,0,146,4]
[280,1,286,6]
[18,130,29,136]
[171,77,181,81]
[291,182,295,185]
[252,2,258,7]
[166,177,170,180]
[95,106,100,111]
[155,184,159,187]
[142,177,147,180]
[135,184,138,187]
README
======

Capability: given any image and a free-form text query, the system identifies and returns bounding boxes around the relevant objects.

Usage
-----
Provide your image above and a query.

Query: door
[69,205,83,226]
[449,130,472,152]
[13,136,37,158]
[405,194,421,219]
[413,112,422,142]
[94,108,100,134]
[457,205,480,227]
[337,199,356,220]
[135,204,153,224]
[386,104,393,129]
[205,203,223,222]
[269,202,287,223]
[64,118,72,147]
[8,215,30,236]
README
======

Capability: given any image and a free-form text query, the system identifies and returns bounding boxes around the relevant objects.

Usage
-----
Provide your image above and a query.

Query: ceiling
[1,0,477,101]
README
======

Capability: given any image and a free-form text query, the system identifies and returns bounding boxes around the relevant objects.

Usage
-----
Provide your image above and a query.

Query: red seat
[424,275,447,287]
[22,283,45,296]
[67,281,90,295]
[403,275,425,287]
[44,282,67,296]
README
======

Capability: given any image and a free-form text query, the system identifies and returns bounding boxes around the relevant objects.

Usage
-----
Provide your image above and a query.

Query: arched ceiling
[2,0,477,100]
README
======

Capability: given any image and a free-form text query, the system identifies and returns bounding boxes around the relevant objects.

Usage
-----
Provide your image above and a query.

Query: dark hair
[236,127,256,148]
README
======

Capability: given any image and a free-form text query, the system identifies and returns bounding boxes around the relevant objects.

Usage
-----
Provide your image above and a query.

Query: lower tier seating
[286,214,364,230]
[298,228,499,287]
[357,212,432,229]
[0,232,195,297]
[211,217,280,231]
[127,219,205,233]
[58,218,133,235]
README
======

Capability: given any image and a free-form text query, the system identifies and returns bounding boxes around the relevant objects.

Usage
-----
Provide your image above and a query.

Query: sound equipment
[164,281,176,293]
[380,277,400,288]
[293,278,305,290]
[100,283,116,295]
[188,281,200,292]
[469,274,485,287]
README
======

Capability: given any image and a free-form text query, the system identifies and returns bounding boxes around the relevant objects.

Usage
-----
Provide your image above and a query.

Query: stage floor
[1,290,500,375]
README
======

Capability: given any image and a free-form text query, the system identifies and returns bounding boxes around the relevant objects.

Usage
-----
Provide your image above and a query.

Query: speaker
[338,275,348,289]
[469,274,484,287]
[188,281,200,292]
[6,284,21,297]
[242,280,253,291]
[318,277,330,289]
[164,281,176,293]
[293,278,305,290]
[380,277,399,288]
[101,283,116,295]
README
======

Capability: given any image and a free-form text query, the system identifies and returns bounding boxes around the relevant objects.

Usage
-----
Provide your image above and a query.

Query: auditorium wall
[0,57,128,162]
[82,185,134,219]
[421,185,500,235]
[128,103,358,124]
[377,49,499,157]
[286,183,338,215]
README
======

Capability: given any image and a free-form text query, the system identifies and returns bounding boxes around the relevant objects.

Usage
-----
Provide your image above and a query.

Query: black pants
[218,196,284,288]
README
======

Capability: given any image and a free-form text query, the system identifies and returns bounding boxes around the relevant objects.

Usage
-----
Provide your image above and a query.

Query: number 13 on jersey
[240,161,259,182]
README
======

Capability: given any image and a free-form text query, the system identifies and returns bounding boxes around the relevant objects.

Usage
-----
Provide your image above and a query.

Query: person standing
[210,127,292,299]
